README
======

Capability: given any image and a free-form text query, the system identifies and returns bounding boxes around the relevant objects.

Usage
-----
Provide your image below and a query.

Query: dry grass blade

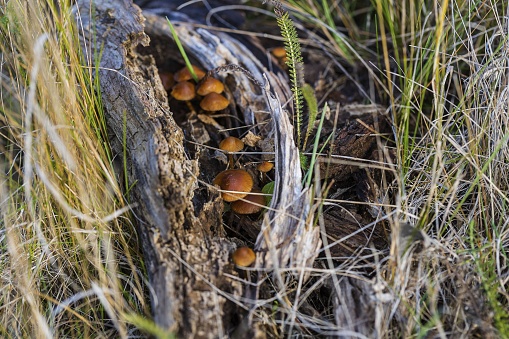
[382,0,509,336]
[0,0,149,337]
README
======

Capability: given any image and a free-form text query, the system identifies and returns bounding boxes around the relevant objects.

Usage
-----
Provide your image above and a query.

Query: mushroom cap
[159,71,174,91]
[171,81,195,101]
[272,47,287,58]
[219,136,244,153]
[232,247,256,267]
[174,65,206,82]
[257,161,274,173]
[231,189,266,214]
[197,77,225,96]
[200,92,229,112]
[213,169,253,202]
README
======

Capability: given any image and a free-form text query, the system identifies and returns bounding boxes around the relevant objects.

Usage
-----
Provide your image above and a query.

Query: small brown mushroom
[231,190,266,214]
[200,92,229,112]
[257,161,274,173]
[271,47,287,58]
[219,136,244,153]
[196,77,225,96]
[174,65,206,82]
[213,169,253,202]
[271,47,288,66]
[232,247,256,267]
[219,136,244,168]
[170,81,195,101]
[159,71,174,91]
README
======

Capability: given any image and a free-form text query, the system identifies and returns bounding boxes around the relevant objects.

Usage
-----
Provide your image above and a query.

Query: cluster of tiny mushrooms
[160,65,229,112]
[160,63,282,268]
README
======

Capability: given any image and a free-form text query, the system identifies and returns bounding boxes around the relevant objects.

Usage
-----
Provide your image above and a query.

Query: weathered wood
[76,1,242,336]
[255,78,321,274]
[77,0,322,336]
[138,11,322,276]
[328,276,377,337]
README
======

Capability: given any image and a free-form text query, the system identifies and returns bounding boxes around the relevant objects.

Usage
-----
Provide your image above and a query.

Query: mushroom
[196,77,225,96]
[230,189,265,214]
[213,169,253,202]
[271,46,286,58]
[219,136,244,168]
[271,47,288,66]
[200,92,229,112]
[257,161,274,173]
[174,65,206,82]
[170,81,196,101]
[232,247,256,267]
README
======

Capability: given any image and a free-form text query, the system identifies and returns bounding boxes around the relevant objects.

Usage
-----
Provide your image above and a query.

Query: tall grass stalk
[277,0,509,336]
[0,0,149,337]
[376,0,509,336]
[166,17,199,82]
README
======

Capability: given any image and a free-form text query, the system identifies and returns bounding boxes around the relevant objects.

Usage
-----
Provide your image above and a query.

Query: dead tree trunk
[76,0,242,336]
[76,0,321,337]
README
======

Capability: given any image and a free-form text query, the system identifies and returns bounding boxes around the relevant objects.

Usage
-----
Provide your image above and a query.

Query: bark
[76,0,321,337]
[76,0,241,336]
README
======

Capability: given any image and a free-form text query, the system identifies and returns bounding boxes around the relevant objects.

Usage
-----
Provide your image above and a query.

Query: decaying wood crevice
[77,0,322,337]
[77,0,241,336]
[140,9,321,270]
[317,107,392,259]
[76,0,397,336]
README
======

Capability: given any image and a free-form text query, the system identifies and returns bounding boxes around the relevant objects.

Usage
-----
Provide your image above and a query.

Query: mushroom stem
[186,101,197,115]
[219,136,244,169]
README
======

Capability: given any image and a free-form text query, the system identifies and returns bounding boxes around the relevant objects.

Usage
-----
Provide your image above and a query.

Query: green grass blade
[166,17,198,82]
[302,83,318,149]
[303,103,328,188]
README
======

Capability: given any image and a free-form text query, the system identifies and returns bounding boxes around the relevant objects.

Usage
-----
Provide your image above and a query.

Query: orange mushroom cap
[257,161,274,173]
[272,47,287,58]
[159,71,175,91]
[174,65,206,82]
[232,247,256,267]
[197,77,225,96]
[219,136,244,153]
[200,92,229,112]
[171,81,196,101]
[231,190,266,214]
[213,169,253,202]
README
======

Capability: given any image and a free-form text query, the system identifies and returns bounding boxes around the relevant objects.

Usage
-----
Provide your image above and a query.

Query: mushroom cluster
[161,67,276,269]
[164,64,230,114]
[213,136,274,216]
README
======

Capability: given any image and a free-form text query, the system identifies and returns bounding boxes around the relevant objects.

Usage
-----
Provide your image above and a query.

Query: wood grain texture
[254,78,322,275]
[76,0,322,336]
[76,1,242,336]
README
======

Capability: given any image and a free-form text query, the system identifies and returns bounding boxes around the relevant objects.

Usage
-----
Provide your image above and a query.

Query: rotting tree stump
[77,1,242,336]
[77,0,321,337]
[77,0,391,337]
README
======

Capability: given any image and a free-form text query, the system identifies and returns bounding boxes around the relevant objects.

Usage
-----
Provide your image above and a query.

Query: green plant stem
[166,17,198,82]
